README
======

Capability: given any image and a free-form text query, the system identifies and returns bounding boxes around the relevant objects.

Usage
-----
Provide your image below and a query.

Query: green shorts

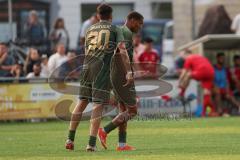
[79,81,111,104]
[79,61,111,104]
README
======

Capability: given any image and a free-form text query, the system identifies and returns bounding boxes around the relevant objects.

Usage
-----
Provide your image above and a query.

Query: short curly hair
[97,4,113,20]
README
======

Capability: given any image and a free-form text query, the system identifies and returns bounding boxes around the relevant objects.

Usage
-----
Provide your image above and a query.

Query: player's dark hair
[127,11,144,21]
[97,4,112,20]
[217,52,225,58]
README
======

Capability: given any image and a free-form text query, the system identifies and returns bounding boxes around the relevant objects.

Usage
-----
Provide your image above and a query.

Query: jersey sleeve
[115,26,124,43]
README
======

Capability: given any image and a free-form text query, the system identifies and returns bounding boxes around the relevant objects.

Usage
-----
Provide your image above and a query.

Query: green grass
[0,118,240,160]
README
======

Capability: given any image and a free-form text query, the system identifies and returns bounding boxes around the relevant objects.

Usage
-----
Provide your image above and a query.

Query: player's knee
[119,102,127,112]
[128,106,137,118]
[186,71,191,77]
[115,112,128,124]
[74,100,88,113]
[118,122,127,132]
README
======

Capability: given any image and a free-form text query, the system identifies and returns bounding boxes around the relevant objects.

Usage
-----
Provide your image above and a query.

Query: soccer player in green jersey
[98,12,144,151]
[65,4,130,152]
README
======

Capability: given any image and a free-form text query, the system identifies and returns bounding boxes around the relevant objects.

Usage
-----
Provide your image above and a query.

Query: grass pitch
[0,117,240,160]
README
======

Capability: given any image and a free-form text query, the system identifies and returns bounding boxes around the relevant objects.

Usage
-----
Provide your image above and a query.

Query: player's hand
[123,72,134,87]
[134,70,150,79]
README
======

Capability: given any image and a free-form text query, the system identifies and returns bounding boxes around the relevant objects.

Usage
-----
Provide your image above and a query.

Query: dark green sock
[88,136,97,147]
[68,130,76,141]
[104,122,118,134]
[119,131,127,143]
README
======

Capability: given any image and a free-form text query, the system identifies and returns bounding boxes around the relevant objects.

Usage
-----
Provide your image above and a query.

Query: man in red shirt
[138,37,159,75]
[178,50,217,116]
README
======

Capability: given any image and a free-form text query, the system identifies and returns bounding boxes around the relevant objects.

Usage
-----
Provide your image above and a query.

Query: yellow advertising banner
[0,83,78,120]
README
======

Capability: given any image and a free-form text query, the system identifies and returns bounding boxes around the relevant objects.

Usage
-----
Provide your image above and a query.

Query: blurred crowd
[0,36,159,80]
[0,10,161,80]
[0,5,240,116]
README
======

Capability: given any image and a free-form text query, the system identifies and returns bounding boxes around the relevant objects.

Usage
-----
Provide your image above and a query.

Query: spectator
[0,42,15,77]
[48,43,67,75]
[78,13,99,46]
[41,54,49,77]
[58,51,80,80]
[213,53,240,115]
[23,10,46,45]
[229,55,240,93]
[26,63,45,79]
[10,61,24,79]
[133,34,145,63]
[178,50,217,117]
[24,48,41,75]
[138,37,159,75]
[231,14,240,35]
[49,18,70,51]
[139,37,159,62]
[198,5,233,38]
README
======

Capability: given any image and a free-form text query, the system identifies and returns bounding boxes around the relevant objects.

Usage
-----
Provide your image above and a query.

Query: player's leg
[86,103,104,151]
[107,105,137,131]
[182,71,191,88]
[201,76,217,117]
[118,103,127,146]
[202,89,216,117]
[179,70,191,96]
[179,70,190,87]
[99,52,137,149]
[66,99,89,150]
[212,87,223,114]
[98,105,137,149]
[116,102,136,151]
[87,70,112,151]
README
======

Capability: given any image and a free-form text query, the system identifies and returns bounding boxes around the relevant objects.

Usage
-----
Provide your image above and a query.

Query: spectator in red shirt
[178,49,217,117]
[138,37,159,76]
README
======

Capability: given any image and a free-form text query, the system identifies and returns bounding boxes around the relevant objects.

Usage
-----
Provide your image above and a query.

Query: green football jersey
[85,21,124,60]
[81,21,124,89]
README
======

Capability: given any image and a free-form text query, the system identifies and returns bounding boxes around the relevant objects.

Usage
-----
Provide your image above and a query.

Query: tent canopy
[178,34,240,51]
